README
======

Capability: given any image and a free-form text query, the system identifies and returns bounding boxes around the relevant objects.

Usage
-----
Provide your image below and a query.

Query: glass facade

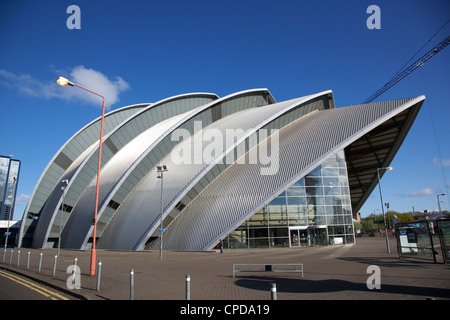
[225,150,355,249]
[0,156,21,221]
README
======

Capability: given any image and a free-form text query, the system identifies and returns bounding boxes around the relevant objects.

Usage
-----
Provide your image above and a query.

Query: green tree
[361,218,377,234]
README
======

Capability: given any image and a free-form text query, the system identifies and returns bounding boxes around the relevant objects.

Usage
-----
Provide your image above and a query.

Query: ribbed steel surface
[96,89,276,250]
[19,103,148,248]
[160,96,424,251]
[19,88,425,252]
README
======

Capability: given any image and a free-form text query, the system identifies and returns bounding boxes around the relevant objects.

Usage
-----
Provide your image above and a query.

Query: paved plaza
[1,237,449,300]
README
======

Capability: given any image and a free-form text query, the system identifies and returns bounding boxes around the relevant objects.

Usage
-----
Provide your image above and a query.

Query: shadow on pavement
[337,256,448,269]
[233,275,450,299]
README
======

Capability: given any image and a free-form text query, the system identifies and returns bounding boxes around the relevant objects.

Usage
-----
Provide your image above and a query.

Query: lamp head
[56,76,74,87]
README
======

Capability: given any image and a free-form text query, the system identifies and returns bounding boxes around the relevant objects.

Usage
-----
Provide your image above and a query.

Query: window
[229,150,355,248]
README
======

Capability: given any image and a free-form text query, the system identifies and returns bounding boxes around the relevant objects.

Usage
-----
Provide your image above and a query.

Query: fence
[395,217,450,264]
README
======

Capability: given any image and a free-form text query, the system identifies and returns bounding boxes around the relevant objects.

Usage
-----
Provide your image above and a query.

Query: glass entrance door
[309,228,327,246]
[290,229,299,247]
[299,229,308,246]
[290,228,308,247]
[290,227,327,247]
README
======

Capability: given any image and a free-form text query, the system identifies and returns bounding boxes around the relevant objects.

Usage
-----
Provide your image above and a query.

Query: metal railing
[233,263,303,278]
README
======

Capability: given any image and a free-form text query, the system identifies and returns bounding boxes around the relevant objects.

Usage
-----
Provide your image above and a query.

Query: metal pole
[27,251,30,269]
[56,77,105,277]
[58,180,68,257]
[156,165,168,260]
[130,269,134,300]
[437,194,445,214]
[72,258,78,285]
[186,275,190,300]
[97,261,102,291]
[377,168,390,253]
[17,250,20,267]
[271,283,277,300]
[53,255,58,277]
[425,216,437,263]
[38,253,43,272]
[90,97,106,276]
[160,172,163,260]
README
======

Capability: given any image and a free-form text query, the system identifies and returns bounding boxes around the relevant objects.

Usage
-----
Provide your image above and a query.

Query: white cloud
[0,66,129,110]
[15,194,30,205]
[409,188,440,197]
[434,158,450,168]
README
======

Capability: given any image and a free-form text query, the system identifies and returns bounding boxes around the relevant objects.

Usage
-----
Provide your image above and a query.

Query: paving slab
[1,237,449,301]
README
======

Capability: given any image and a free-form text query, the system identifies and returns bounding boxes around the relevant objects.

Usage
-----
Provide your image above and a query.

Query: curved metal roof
[28,93,218,248]
[58,89,273,248]
[93,89,275,249]
[56,93,219,249]
[132,91,333,250]
[159,96,424,251]
[18,89,425,252]
[18,102,149,247]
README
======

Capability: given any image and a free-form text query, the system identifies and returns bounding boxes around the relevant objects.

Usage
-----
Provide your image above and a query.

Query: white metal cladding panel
[160,97,422,251]
[33,142,98,243]
[134,96,319,248]
[135,93,332,250]
[94,90,274,249]
[109,96,216,151]
[19,104,149,247]
[41,96,216,249]
[59,112,192,249]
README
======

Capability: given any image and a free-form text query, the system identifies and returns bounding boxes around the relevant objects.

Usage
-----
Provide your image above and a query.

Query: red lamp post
[57,76,105,276]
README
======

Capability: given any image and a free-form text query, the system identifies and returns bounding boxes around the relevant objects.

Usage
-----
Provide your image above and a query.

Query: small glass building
[0,155,20,221]
[228,150,354,249]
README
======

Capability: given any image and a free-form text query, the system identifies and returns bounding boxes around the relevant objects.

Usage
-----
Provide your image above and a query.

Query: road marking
[0,269,69,300]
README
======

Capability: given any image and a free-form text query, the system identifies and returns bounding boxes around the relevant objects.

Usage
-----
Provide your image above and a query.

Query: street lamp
[57,76,106,276]
[58,179,69,257]
[437,193,445,214]
[157,165,168,260]
[377,167,393,254]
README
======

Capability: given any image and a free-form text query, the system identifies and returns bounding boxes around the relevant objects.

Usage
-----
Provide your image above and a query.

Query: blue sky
[1,0,449,220]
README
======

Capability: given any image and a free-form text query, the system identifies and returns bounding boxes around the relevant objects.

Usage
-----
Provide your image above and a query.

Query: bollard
[38,253,43,272]
[2,249,6,263]
[17,250,20,267]
[27,252,30,269]
[53,255,58,277]
[271,283,277,300]
[72,258,78,284]
[130,269,135,300]
[97,261,102,291]
[9,249,13,264]
[186,275,191,300]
